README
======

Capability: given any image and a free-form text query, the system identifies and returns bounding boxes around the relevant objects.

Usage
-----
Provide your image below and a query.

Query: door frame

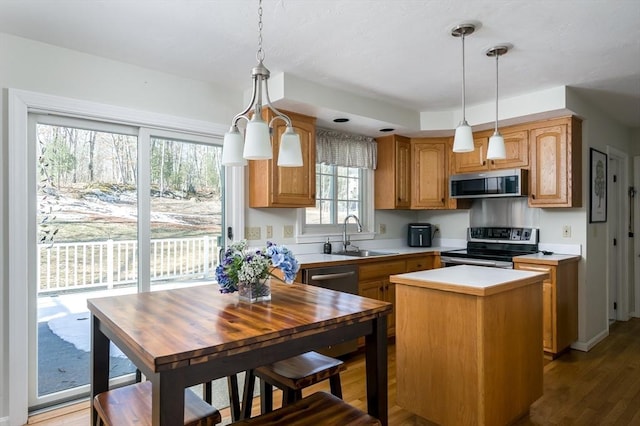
[7,89,237,424]
[606,146,629,322]
[634,156,640,318]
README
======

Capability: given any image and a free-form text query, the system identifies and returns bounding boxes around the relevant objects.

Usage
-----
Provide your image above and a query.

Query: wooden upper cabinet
[248,110,316,208]
[451,136,488,174]
[375,135,411,209]
[529,116,582,207]
[451,128,529,174]
[411,138,448,209]
[491,129,529,169]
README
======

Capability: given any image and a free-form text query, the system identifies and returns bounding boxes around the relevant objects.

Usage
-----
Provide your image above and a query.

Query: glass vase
[237,277,271,302]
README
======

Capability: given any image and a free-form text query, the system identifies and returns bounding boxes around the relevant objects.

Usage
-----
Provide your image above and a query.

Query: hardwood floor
[28,318,640,425]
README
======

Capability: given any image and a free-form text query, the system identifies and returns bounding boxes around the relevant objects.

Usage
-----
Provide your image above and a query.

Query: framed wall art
[589,148,607,223]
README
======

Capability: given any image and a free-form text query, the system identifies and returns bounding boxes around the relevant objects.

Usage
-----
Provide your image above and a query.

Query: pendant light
[221,0,303,167]
[485,45,509,160]
[451,23,476,153]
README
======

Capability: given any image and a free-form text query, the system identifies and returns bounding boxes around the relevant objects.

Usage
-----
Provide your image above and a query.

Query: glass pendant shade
[277,127,303,167]
[486,131,506,159]
[243,116,272,160]
[221,127,247,166]
[453,120,474,152]
[451,23,476,154]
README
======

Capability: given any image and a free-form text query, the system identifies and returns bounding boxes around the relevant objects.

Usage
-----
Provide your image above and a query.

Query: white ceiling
[1,0,639,136]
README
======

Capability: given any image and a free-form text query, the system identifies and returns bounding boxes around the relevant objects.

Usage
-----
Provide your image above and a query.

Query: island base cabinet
[395,282,543,425]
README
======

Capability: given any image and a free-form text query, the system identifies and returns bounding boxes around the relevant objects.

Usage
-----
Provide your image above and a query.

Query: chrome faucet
[342,214,363,252]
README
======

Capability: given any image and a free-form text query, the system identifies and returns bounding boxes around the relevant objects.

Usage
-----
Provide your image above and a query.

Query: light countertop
[390,265,549,296]
[296,246,455,267]
[514,252,581,264]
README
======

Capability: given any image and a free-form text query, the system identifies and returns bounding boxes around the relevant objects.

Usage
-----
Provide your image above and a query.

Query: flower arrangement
[215,240,300,296]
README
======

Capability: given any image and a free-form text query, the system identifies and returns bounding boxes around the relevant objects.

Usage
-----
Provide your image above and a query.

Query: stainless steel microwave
[449,169,529,199]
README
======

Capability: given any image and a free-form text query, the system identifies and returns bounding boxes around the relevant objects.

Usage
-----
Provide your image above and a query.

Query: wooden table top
[88,281,392,373]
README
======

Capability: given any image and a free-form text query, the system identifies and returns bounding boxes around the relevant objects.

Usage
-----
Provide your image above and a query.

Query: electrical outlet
[266,225,273,239]
[433,224,440,235]
[245,227,261,240]
[283,225,294,238]
[562,225,571,238]
[379,223,386,234]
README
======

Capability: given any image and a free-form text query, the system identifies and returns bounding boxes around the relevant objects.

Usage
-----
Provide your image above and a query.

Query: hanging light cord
[461,33,467,122]
[256,0,264,62]
[494,53,499,134]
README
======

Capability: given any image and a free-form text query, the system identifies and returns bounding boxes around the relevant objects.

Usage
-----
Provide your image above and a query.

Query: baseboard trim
[571,328,609,352]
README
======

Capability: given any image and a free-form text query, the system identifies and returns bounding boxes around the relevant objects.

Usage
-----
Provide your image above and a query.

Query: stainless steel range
[441,227,539,269]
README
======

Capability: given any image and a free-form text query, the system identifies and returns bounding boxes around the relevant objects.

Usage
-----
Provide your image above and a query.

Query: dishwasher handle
[309,271,356,281]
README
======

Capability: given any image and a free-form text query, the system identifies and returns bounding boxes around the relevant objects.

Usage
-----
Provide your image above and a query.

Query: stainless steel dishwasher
[302,264,359,357]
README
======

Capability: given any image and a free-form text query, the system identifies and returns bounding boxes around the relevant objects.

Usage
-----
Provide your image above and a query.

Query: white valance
[316,128,377,169]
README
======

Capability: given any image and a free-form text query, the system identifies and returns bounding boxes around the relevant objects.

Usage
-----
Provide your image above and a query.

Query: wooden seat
[241,351,346,418]
[93,381,222,426]
[230,391,380,425]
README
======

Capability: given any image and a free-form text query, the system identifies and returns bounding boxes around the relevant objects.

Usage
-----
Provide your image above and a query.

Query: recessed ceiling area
[0,0,638,135]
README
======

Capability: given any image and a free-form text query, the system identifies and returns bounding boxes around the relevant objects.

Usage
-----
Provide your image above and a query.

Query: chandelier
[221,0,303,167]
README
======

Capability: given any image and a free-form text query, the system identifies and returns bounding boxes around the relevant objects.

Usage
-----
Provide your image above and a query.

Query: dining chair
[229,391,380,425]
[93,381,222,426]
[240,351,346,418]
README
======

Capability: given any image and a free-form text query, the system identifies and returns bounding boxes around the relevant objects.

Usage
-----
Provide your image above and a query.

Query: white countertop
[390,265,549,296]
[296,246,455,266]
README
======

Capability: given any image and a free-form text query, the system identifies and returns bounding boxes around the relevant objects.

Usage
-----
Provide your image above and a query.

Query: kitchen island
[390,265,548,426]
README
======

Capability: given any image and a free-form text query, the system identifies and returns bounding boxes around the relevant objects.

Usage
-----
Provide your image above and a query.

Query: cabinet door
[515,262,555,352]
[488,129,529,169]
[249,110,316,207]
[529,117,582,208]
[452,137,488,174]
[270,114,316,206]
[375,135,411,209]
[412,141,447,209]
[385,280,396,336]
[359,279,384,301]
[529,124,567,206]
[542,281,554,351]
[395,138,412,208]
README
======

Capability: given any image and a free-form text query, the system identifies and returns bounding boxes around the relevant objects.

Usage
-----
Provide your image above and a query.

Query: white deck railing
[37,236,218,293]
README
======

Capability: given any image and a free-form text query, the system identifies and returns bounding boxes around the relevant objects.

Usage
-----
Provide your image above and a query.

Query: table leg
[90,315,110,426]
[365,316,388,426]
[151,373,185,425]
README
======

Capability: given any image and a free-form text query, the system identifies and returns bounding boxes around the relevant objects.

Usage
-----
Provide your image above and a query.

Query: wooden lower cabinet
[357,254,439,339]
[359,259,405,337]
[514,256,579,357]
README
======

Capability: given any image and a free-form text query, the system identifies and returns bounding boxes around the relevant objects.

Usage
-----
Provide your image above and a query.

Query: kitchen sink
[333,250,397,257]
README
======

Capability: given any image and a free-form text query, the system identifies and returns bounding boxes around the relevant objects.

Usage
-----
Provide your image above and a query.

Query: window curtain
[316,128,377,169]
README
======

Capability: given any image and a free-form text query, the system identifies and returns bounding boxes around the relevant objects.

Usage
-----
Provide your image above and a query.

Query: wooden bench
[241,351,345,417]
[93,381,222,426]
[230,391,380,425]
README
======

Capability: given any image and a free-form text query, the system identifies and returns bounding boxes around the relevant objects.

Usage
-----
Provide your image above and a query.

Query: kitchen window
[298,164,374,241]
[297,128,377,242]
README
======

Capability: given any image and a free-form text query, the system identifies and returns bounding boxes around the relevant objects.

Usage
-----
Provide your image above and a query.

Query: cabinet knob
[482,160,486,166]
[531,193,536,199]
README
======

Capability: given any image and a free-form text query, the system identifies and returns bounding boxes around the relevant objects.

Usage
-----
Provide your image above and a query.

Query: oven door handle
[441,257,499,267]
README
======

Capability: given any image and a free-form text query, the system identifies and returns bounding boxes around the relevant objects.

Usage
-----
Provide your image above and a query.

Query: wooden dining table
[88,281,392,426]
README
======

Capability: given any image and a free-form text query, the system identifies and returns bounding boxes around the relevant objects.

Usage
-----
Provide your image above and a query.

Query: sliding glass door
[28,115,224,410]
